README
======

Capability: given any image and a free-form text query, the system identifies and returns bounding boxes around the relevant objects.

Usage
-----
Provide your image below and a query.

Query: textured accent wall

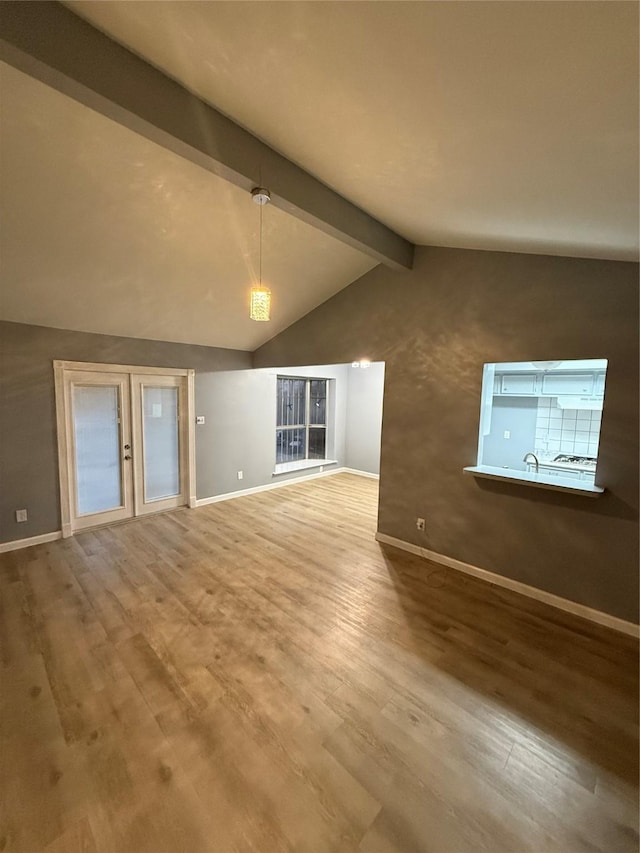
[253,247,639,623]
[0,321,251,543]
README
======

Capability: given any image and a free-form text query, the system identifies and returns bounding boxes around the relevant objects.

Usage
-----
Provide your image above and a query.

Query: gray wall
[195,364,349,498]
[253,247,640,623]
[0,321,250,543]
[0,319,384,542]
[345,362,385,475]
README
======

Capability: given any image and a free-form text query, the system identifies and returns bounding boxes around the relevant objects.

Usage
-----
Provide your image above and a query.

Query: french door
[55,362,195,536]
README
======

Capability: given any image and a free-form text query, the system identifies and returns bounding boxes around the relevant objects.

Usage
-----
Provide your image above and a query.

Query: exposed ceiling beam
[0,1,414,271]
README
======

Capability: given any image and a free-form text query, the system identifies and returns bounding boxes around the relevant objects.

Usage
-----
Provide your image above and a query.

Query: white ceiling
[1,2,638,351]
[0,63,376,350]
[66,0,639,261]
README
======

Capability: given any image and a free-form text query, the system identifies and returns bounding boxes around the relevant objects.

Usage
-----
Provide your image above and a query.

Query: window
[276,377,327,464]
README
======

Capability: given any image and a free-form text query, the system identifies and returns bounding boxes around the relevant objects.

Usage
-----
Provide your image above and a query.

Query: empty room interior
[0,2,639,852]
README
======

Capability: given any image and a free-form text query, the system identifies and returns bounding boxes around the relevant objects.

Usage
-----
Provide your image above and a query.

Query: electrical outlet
[237,471,243,481]
[16,509,28,523]
[503,430,511,439]
[416,517,425,531]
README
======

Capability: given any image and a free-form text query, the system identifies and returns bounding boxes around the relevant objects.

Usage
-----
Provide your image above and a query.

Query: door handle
[124,455,132,461]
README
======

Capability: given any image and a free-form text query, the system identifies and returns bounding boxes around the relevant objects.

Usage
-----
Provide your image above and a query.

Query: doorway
[54,361,196,537]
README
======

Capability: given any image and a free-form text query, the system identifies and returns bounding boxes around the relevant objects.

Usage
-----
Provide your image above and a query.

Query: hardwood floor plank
[1,474,637,852]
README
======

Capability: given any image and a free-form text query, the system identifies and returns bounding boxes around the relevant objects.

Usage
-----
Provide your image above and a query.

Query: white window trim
[273,458,338,476]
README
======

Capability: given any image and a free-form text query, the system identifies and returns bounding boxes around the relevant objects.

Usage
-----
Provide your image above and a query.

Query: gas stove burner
[554,454,597,467]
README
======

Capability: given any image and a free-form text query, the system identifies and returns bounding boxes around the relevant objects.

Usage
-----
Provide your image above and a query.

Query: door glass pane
[73,385,122,515]
[276,427,307,463]
[308,427,326,459]
[277,378,306,426]
[309,380,327,425]
[143,386,180,500]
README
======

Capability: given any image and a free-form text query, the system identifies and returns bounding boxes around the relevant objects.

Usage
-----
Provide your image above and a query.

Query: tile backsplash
[534,398,601,460]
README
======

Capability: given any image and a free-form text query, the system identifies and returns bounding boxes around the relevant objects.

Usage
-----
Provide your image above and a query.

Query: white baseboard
[0,470,377,549]
[342,468,380,480]
[375,532,639,639]
[0,530,63,554]
[196,466,353,507]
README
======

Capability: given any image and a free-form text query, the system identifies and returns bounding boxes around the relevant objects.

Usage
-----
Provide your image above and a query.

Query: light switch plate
[16,509,28,522]
[196,416,205,425]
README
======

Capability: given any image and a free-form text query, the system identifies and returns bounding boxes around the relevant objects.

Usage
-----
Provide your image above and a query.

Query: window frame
[276,376,328,464]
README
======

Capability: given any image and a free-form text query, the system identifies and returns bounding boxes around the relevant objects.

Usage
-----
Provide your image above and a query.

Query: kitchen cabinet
[500,374,537,395]
[526,463,596,483]
[493,368,606,400]
[541,373,594,396]
[536,466,582,481]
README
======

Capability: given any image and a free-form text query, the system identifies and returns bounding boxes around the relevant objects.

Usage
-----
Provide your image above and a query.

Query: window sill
[463,465,604,497]
[273,459,338,476]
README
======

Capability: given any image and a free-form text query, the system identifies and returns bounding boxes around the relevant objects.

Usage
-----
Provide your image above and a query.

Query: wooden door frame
[130,373,190,516]
[59,369,135,533]
[54,360,196,538]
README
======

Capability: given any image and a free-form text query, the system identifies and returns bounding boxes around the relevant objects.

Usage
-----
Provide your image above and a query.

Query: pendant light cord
[258,164,263,288]
[259,199,263,287]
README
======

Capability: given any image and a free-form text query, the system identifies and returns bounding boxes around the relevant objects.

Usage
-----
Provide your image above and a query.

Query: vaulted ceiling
[1,2,638,350]
[0,62,376,351]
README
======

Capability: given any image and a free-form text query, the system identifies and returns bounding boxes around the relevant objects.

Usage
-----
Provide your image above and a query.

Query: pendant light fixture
[249,186,272,321]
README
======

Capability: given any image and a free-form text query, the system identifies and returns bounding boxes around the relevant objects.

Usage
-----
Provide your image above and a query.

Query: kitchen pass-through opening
[467,358,607,494]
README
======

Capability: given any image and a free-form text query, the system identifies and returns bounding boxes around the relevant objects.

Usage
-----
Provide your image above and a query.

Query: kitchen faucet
[523,452,539,473]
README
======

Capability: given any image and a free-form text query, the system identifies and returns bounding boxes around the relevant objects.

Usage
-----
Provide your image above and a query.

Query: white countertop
[463,465,604,496]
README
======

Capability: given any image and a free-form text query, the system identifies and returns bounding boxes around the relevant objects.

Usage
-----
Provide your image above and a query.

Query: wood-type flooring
[1,474,638,852]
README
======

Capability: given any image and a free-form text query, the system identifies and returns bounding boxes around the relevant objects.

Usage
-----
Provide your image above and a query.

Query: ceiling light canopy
[250,186,272,322]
